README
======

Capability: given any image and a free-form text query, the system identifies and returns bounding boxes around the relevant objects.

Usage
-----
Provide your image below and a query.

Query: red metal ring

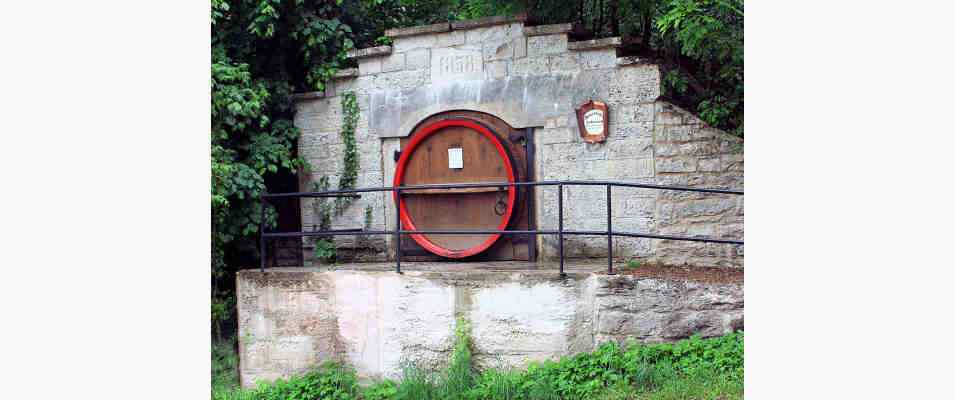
[393,119,517,258]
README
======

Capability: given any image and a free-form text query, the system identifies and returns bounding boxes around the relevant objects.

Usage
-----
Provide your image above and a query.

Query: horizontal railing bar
[298,228,364,233]
[264,229,742,245]
[613,232,743,245]
[262,180,742,198]
[265,193,363,199]
[264,230,394,237]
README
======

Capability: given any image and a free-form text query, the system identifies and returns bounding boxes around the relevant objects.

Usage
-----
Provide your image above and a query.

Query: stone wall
[237,267,743,387]
[293,16,743,268]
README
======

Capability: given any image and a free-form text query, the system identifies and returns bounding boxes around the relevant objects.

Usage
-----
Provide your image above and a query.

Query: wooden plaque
[575,100,609,143]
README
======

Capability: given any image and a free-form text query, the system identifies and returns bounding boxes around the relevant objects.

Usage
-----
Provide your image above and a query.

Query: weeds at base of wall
[213,326,743,400]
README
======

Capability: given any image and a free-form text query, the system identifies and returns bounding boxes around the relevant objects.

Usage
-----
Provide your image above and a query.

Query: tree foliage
[211,0,354,329]
[657,0,743,135]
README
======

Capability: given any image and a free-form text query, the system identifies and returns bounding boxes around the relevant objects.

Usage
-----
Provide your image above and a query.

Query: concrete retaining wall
[237,267,743,387]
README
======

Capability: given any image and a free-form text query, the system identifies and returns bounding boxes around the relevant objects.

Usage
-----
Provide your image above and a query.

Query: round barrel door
[394,118,517,258]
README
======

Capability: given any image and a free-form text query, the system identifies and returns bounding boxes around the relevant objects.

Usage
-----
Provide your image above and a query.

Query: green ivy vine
[311,177,335,263]
[312,91,361,263]
[335,91,360,213]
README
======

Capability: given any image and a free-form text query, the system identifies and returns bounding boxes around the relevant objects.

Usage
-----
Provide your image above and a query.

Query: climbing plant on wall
[336,91,360,213]
[311,91,361,262]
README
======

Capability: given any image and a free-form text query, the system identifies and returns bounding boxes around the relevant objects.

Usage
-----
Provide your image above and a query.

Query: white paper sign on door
[448,148,463,169]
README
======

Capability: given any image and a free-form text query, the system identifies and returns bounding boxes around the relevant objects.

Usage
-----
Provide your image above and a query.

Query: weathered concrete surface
[294,16,743,268]
[237,265,743,387]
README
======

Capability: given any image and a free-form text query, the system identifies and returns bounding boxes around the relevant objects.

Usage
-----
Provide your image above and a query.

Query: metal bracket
[393,150,401,162]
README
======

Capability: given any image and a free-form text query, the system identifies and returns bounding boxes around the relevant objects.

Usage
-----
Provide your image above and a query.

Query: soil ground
[611,262,743,284]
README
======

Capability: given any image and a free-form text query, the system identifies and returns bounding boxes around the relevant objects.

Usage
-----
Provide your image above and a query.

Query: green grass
[624,259,642,270]
[212,327,743,400]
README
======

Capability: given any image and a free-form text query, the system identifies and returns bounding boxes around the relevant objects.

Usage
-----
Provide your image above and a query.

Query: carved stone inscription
[431,48,483,81]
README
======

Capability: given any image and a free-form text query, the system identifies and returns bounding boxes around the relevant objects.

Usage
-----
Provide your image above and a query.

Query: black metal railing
[260,180,743,276]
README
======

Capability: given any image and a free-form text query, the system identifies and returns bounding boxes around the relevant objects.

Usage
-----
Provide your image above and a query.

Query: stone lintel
[522,23,573,37]
[568,37,622,51]
[450,13,526,30]
[332,68,359,79]
[385,22,451,38]
[292,91,325,101]
[346,45,392,60]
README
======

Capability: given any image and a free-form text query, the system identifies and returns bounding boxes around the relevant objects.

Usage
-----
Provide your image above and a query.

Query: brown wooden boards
[395,111,533,260]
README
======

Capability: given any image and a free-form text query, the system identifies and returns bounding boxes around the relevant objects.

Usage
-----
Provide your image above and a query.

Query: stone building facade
[293,15,743,268]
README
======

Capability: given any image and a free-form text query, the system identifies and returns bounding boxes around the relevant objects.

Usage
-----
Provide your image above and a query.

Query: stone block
[568,69,613,105]
[523,23,573,37]
[610,157,654,178]
[373,69,429,90]
[381,53,406,73]
[543,142,607,164]
[672,198,736,218]
[578,49,617,70]
[527,34,568,57]
[656,157,697,173]
[611,121,653,140]
[661,311,736,340]
[721,153,744,172]
[536,128,575,145]
[392,34,437,53]
[333,68,359,79]
[654,141,721,157]
[431,47,483,82]
[611,102,654,126]
[405,49,431,70]
[609,65,660,104]
[484,40,515,61]
[435,30,466,47]
[699,157,721,172]
[386,22,450,38]
[511,56,549,76]
[656,124,699,142]
[567,37,622,51]
[607,138,653,159]
[347,45,392,60]
[358,58,381,76]
[451,15,525,30]
[464,23,523,45]
[514,37,527,58]
[549,54,579,73]
[486,60,508,79]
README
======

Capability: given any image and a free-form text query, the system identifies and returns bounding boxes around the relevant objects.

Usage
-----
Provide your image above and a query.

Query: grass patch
[623,259,642,271]
[213,327,743,400]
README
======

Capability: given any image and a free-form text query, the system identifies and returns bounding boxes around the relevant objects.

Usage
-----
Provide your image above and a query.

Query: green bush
[213,331,743,400]
[213,362,359,400]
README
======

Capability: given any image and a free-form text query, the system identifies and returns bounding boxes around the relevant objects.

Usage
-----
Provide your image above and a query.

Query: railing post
[394,187,402,274]
[557,184,565,278]
[607,184,615,275]
[259,195,266,272]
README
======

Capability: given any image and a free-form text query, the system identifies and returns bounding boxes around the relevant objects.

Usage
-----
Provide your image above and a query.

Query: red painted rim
[393,119,517,258]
